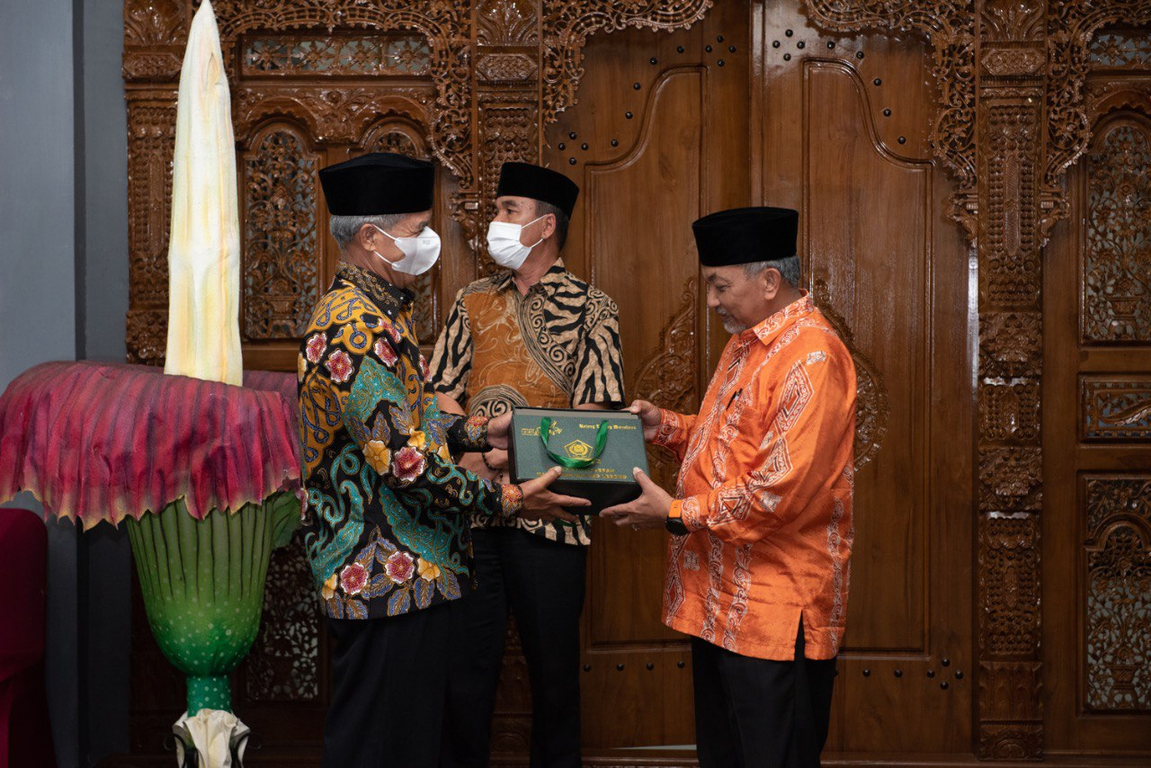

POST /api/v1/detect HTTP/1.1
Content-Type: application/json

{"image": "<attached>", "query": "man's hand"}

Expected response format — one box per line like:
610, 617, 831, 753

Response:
487, 411, 512, 450
600, 468, 673, 530
624, 400, 662, 442
517, 466, 587, 524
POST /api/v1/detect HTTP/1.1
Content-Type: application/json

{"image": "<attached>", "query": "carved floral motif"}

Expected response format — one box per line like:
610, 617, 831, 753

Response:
1090, 30, 1151, 68
209, 1, 475, 184
1084, 476, 1151, 711
540, 0, 713, 121
1046, 1, 1151, 200
980, 0, 1044, 42
242, 128, 319, 340
632, 278, 698, 490
124, 0, 186, 46
979, 312, 1041, 378
978, 514, 1040, 656
242, 34, 431, 76
243, 537, 321, 701
478, 0, 539, 46
812, 282, 890, 471
1082, 122, 1151, 343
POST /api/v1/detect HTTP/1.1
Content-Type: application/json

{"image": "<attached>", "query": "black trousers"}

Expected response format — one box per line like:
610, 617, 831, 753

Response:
441, 527, 588, 768
322, 601, 460, 768
692, 620, 837, 768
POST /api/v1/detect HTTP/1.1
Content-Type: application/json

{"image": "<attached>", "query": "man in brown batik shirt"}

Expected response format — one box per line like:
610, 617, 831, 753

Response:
431, 162, 625, 768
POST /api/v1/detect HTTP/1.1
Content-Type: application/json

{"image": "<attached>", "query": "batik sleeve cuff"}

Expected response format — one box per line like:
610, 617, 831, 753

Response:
652, 408, 688, 449
500, 482, 524, 519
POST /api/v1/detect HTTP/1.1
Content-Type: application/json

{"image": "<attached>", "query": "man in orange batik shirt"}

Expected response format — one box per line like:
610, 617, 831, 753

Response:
602, 207, 856, 768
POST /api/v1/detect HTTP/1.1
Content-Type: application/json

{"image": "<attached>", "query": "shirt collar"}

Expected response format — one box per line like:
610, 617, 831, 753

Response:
496, 258, 569, 295
745, 291, 816, 346
335, 262, 414, 317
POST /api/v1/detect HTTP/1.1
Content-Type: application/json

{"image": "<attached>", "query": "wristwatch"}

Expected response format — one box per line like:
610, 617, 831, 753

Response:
665, 504, 688, 536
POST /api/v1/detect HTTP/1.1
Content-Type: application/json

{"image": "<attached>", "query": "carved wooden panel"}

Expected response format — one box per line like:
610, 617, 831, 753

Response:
1083, 476, 1151, 712
240, 534, 322, 702
1091, 29, 1151, 69
1082, 120, 1151, 344
1041, 8, 1151, 760
241, 126, 320, 340
1080, 376, 1151, 441
241, 33, 432, 77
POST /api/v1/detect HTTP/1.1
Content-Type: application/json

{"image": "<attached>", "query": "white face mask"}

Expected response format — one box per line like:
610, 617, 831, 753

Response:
370, 224, 441, 275
486, 215, 546, 270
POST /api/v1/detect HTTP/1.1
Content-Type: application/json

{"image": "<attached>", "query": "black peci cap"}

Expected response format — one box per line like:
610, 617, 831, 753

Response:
319, 152, 434, 216
692, 206, 799, 266
495, 162, 580, 218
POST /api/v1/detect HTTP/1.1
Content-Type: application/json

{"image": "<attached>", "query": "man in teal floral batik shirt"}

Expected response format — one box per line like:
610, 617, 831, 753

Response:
298, 152, 585, 768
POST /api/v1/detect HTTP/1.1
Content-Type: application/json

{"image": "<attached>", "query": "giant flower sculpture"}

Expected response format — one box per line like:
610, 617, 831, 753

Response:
0, 3, 299, 766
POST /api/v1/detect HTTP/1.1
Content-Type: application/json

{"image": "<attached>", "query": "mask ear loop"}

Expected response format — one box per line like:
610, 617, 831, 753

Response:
521, 214, 548, 251
368, 223, 405, 266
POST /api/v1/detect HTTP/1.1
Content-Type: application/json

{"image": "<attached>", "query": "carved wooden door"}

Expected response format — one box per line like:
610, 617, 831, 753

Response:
541, 0, 751, 749
542, 0, 975, 754
1044, 30, 1151, 753
752, 0, 974, 754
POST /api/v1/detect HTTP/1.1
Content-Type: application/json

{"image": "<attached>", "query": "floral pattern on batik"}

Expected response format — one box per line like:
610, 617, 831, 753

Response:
299, 263, 513, 620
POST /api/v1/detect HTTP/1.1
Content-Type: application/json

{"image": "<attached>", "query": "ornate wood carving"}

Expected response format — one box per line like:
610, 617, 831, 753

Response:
802, 1, 1151, 758
1084, 476, 1151, 712
1046, 2, 1151, 229
803, 0, 978, 233
633, 277, 699, 490
241, 533, 321, 702
478, 0, 539, 45
974, 4, 1046, 755
241, 126, 320, 340
124, 0, 710, 362
241, 33, 432, 77
1090, 29, 1151, 68
1080, 377, 1151, 441
813, 281, 890, 471
1081, 120, 1151, 344
540, 0, 713, 121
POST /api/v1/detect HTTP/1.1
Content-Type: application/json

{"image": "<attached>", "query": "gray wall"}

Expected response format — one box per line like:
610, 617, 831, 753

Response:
0, 1, 131, 766
0, 2, 77, 388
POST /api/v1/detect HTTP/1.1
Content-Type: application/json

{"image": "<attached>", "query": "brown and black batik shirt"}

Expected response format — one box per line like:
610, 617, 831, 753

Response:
429, 260, 626, 545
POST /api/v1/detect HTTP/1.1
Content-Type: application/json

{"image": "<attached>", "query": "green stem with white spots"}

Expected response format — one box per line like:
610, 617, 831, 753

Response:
125, 494, 298, 715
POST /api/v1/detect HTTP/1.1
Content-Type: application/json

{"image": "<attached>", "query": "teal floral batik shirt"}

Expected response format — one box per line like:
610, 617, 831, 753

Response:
298, 263, 523, 620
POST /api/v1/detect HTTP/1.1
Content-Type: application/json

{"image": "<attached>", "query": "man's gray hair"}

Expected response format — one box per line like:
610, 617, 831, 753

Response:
329, 213, 407, 250
743, 255, 801, 288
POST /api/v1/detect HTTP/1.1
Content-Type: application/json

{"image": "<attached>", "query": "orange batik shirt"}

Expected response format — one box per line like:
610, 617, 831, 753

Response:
654, 293, 856, 661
